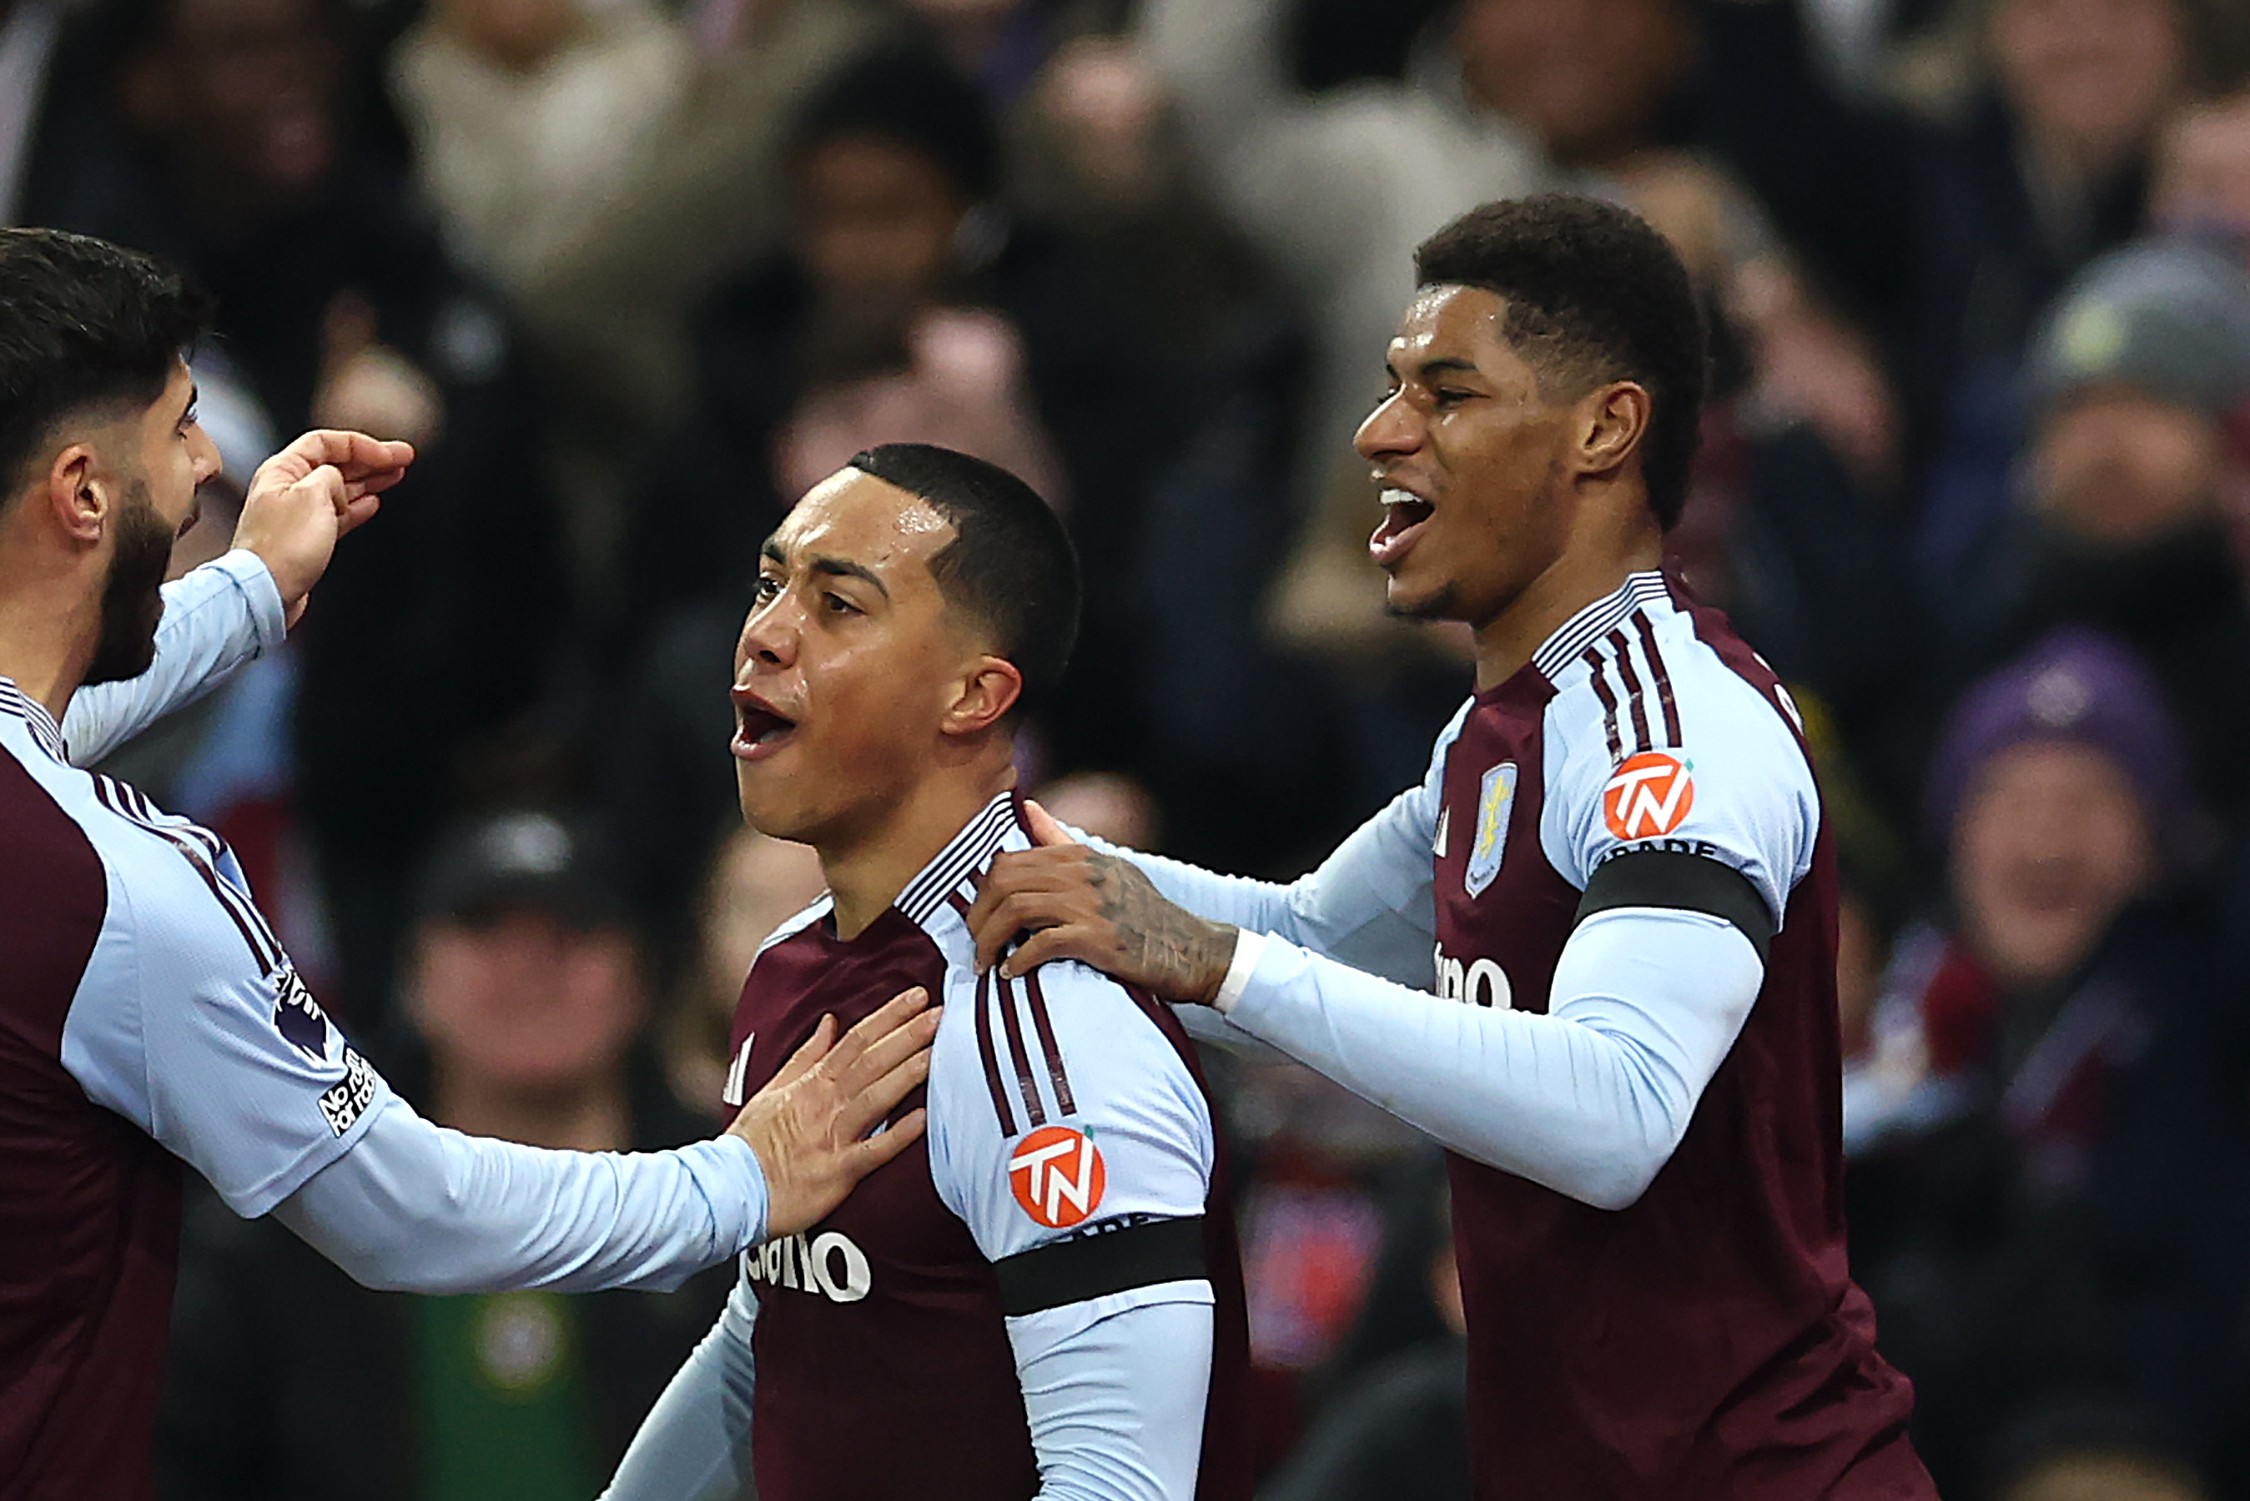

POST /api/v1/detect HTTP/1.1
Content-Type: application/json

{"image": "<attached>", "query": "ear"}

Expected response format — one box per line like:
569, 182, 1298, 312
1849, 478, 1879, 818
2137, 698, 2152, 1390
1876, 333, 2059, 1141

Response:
42, 443, 112, 546
1572, 381, 1653, 487
942, 656, 1024, 738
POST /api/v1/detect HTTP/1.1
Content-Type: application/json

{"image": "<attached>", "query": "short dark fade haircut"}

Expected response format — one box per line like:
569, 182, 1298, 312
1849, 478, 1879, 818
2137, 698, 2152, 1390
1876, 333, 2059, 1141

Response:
0, 228, 212, 498
848, 443, 1079, 715
1413, 194, 1707, 531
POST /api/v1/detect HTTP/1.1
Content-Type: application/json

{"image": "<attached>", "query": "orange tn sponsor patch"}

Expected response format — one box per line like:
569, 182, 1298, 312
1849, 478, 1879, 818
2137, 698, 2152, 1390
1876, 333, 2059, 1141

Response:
1602, 751, 1696, 841
1007, 1125, 1107, 1230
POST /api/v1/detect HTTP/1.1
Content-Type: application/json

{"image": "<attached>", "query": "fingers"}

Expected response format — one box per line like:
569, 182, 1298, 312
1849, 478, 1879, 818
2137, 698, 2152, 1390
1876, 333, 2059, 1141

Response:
816, 985, 931, 1084
999, 928, 1084, 979
271, 429, 417, 485
833, 1046, 934, 1141
851, 1108, 927, 1175
836, 996, 940, 1090
1021, 799, 1078, 848
337, 494, 382, 536
769, 1014, 837, 1092
969, 885, 1082, 973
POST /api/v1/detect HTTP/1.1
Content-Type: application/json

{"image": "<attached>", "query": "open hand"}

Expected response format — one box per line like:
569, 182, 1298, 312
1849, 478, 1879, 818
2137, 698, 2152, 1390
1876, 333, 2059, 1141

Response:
966, 801, 1237, 1005
232, 429, 414, 626
728, 985, 939, 1239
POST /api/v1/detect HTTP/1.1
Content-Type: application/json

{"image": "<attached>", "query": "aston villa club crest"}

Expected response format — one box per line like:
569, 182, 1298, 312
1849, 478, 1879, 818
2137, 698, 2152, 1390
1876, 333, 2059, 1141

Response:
1464, 762, 1517, 898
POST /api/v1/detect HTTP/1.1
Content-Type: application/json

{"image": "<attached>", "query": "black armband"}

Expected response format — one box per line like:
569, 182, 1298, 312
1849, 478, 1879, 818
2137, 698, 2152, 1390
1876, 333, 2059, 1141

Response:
992, 1215, 1207, 1318
1575, 850, 1775, 962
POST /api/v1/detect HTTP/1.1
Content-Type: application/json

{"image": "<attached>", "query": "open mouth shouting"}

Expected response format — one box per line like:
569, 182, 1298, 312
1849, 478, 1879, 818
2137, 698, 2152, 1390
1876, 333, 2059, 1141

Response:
1369, 484, 1435, 570
732, 688, 801, 761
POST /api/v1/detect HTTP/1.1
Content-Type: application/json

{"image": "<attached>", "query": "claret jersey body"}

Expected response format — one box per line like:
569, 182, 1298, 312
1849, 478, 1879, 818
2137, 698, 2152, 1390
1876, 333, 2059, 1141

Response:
723, 793, 1254, 1501
1428, 572, 1921, 1496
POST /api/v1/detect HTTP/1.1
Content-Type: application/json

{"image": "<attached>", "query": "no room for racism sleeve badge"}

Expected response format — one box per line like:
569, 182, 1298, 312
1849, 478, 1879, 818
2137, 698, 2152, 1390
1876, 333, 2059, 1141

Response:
1465, 762, 1518, 898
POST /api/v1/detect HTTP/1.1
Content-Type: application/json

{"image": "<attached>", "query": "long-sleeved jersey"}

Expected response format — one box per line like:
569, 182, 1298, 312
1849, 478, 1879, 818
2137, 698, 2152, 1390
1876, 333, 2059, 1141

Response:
0, 553, 766, 1501
1113, 571, 1932, 1499
605, 792, 1253, 1501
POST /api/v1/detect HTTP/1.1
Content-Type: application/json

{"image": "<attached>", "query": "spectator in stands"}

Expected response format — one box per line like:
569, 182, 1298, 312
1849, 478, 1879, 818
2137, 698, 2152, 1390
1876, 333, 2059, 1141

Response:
157, 810, 730, 1500
1846, 629, 2249, 1493
2151, 86, 2250, 260
1260, 1169, 1468, 1501
31, 0, 576, 1024
387, 0, 691, 295
660, 825, 826, 1116
630, 40, 1161, 755
1946, 237, 2250, 829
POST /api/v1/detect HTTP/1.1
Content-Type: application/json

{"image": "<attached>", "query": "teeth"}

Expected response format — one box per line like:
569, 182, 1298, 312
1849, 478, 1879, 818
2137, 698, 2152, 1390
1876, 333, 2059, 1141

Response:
1380, 487, 1420, 507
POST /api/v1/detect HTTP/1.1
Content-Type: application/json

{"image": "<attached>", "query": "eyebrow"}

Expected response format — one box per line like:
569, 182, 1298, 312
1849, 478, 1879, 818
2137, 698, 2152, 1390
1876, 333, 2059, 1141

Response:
1386, 356, 1481, 382
758, 538, 891, 601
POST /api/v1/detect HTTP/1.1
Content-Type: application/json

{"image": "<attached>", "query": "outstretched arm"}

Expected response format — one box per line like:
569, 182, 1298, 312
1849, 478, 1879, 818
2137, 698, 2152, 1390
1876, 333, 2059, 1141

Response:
981, 702, 1463, 988
600, 1271, 761, 1501
1202, 907, 1764, 1209
273, 1101, 767, 1294
274, 993, 936, 1293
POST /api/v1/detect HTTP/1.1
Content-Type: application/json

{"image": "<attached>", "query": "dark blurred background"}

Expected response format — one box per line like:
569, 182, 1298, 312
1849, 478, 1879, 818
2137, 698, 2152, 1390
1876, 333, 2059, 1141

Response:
11, 0, 2250, 1494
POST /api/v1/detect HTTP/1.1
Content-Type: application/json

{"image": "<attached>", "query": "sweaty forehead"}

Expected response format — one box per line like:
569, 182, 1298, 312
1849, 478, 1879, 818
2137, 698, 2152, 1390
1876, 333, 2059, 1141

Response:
1391, 285, 1514, 364
773, 469, 957, 579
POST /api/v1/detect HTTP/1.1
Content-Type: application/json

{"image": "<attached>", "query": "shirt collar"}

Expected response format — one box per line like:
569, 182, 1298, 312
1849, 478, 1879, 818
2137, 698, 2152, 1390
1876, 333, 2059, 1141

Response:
1530, 571, 1670, 683
895, 791, 1019, 929
0, 676, 67, 763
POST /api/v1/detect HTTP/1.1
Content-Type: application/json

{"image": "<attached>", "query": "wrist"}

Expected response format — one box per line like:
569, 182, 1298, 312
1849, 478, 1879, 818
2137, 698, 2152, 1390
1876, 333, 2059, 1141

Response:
1210, 930, 1266, 1015
1189, 922, 1244, 1008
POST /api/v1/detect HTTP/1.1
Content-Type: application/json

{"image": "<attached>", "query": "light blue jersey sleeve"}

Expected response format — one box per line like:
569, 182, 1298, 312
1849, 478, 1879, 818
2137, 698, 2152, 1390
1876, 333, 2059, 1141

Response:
58, 811, 390, 1217
1089, 700, 1469, 990
1206, 630, 1819, 1210
927, 943, 1219, 1501
62, 550, 285, 767
56, 786, 766, 1288
600, 1272, 762, 1501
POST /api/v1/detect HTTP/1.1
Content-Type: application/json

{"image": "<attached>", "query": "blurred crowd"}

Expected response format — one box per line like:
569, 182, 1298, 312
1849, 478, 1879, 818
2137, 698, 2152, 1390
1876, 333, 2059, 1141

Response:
9, 0, 2250, 1494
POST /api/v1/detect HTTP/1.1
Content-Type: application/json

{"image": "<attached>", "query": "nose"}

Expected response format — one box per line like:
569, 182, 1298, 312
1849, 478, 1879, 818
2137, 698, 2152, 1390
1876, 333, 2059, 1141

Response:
186, 422, 223, 489
733, 594, 799, 681
1354, 387, 1420, 465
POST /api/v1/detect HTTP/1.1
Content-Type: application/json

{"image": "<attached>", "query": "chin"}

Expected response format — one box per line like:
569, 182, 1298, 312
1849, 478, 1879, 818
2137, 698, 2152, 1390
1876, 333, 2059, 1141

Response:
1383, 577, 1458, 623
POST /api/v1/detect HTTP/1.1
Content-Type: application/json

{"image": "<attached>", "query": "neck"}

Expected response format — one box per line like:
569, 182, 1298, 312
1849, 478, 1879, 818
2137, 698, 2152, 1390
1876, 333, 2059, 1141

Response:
430, 1064, 632, 1152
822, 754, 1017, 940
0, 539, 101, 721
1470, 523, 1663, 693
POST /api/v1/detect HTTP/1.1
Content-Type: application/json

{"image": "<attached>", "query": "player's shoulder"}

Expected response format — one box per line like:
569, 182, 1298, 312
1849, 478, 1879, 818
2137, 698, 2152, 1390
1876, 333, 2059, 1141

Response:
928, 956, 1203, 1143
1541, 587, 1811, 796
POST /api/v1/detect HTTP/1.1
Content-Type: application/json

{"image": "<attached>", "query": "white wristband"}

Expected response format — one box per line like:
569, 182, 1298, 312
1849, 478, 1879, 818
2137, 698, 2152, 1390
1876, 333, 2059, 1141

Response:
1212, 930, 1268, 1015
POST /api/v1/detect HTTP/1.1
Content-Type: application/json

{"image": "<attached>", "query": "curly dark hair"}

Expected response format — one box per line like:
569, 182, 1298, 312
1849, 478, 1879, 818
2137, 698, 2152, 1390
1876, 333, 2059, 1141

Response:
1413, 194, 1707, 530
0, 229, 212, 499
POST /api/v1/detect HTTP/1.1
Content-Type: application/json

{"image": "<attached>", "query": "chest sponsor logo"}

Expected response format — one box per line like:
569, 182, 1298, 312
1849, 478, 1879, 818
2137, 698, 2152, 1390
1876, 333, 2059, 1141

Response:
1434, 946, 1514, 1010
1008, 1125, 1107, 1230
1464, 762, 1517, 898
1602, 751, 1696, 841
319, 1046, 379, 1136
745, 1229, 873, 1303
